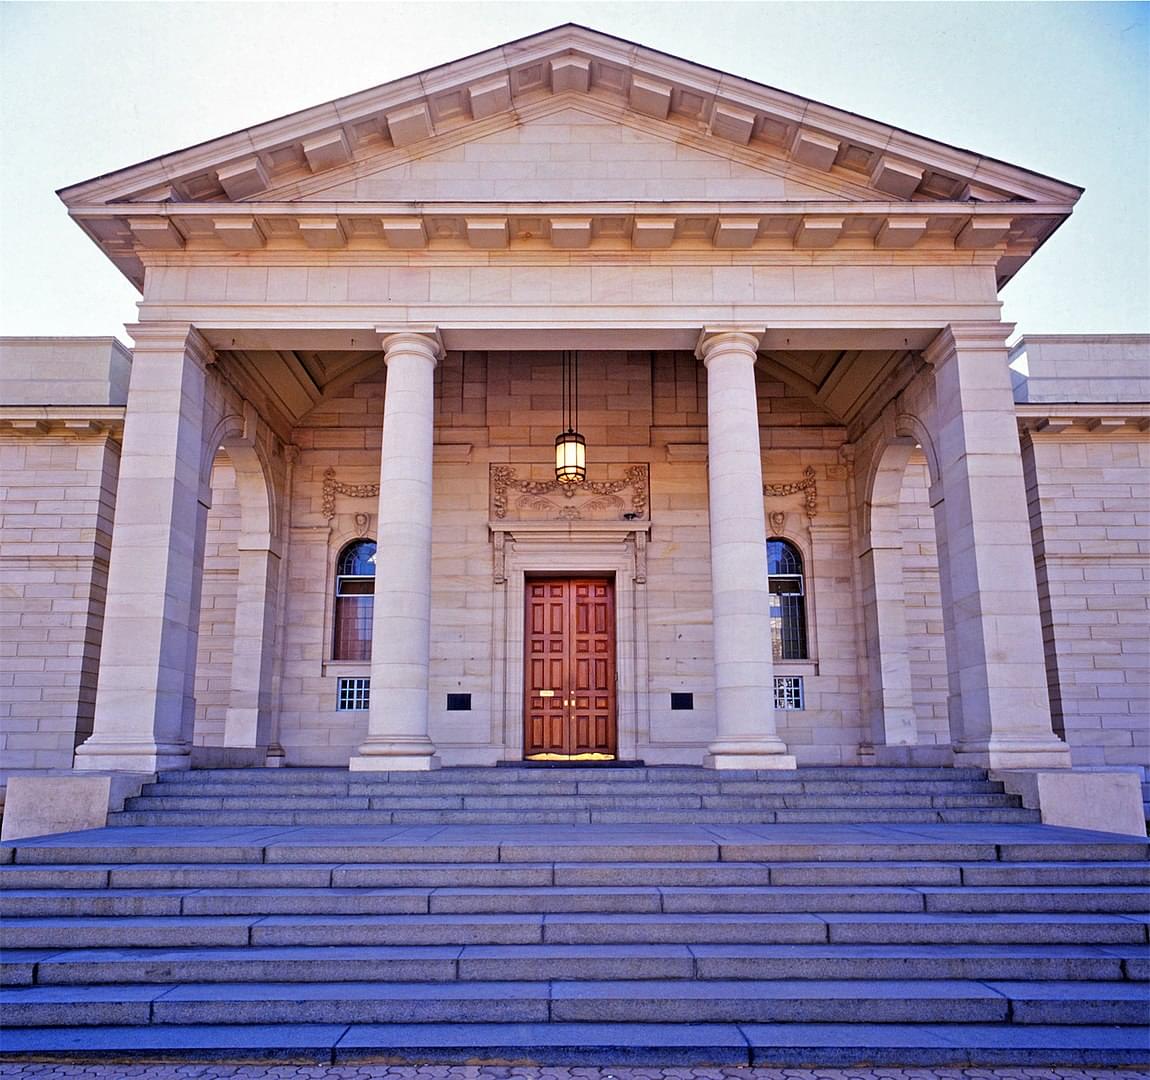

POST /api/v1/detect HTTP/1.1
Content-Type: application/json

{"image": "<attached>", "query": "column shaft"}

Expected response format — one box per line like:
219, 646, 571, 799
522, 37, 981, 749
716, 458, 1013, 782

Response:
350, 330, 441, 770
75, 324, 212, 772
700, 330, 796, 769
925, 323, 1070, 768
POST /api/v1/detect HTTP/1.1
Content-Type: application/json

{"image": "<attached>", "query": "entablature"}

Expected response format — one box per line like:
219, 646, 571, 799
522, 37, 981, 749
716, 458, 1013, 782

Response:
0, 406, 126, 438
73, 200, 1060, 289
1016, 403, 1150, 436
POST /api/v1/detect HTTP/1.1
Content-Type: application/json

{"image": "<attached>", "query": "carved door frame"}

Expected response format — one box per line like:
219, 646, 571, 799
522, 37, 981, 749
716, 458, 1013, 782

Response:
490, 523, 650, 763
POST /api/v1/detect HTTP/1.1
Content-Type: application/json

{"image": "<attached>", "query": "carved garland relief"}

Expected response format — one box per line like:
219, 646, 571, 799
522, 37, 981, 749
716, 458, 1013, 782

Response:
322, 468, 379, 521
490, 465, 649, 522
764, 465, 818, 520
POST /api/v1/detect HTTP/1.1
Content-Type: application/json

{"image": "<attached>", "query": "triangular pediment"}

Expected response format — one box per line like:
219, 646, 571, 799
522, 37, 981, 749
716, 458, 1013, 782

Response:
280, 101, 861, 204
58, 23, 1081, 288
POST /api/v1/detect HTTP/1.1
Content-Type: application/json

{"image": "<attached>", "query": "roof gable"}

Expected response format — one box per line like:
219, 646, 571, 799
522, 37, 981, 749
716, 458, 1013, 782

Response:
58, 23, 1082, 290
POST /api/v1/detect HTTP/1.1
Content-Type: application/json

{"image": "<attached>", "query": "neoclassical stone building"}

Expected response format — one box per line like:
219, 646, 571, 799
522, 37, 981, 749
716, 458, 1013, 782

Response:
2, 26, 1147, 783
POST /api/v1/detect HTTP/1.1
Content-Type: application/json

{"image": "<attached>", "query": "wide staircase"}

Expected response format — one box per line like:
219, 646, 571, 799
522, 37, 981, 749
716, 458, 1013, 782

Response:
2, 765, 1148, 1067
113, 764, 1042, 826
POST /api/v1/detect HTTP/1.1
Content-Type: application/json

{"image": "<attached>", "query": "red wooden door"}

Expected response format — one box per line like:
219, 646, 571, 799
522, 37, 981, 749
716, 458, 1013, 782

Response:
524, 577, 616, 759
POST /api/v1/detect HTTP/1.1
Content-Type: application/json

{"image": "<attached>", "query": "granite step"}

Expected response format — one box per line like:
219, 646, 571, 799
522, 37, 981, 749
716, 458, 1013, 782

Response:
4, 942, 1144, 988
2, 883, 1144, 919
137, 779, 1013, 797
155, 766, 997, 782
4, 909, 1145, 951
9, 836, 1147, 866
122, 792, 1026, 810
108, 808, 1044, 827
6, 858, 1147, 890
3, 1020, 1147, 1067
3, 977, 1146, 1028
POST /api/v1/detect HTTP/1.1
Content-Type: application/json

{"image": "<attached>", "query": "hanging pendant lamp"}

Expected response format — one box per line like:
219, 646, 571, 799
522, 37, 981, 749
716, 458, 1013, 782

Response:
555, 349, 586, 485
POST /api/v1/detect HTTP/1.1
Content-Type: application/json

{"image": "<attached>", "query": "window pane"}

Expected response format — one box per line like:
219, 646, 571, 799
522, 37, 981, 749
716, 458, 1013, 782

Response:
338, 541, 377, 577
334, 539, 377, 660
767, 539, 802, 576
333, 596, 373, 661
767, 539, 808, 660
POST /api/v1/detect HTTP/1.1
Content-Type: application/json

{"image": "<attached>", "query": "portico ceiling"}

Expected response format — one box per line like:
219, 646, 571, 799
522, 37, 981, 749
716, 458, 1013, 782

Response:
219, 345, 906, 431
59, 25, 1082, 291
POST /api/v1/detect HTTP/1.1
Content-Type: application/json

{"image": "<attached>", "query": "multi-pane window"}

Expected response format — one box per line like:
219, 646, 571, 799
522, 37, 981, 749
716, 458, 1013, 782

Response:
333, 539, 376, 661
767, 538, 808, 661
337, 677, 371, 711
774, 675, 804, 711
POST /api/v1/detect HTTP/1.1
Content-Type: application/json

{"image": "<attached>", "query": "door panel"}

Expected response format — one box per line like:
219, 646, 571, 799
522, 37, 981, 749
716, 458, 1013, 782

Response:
524, 577, 616, 759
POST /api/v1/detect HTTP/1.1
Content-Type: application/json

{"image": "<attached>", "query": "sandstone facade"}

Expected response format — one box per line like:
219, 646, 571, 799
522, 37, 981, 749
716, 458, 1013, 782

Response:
1, 26, 1146, 781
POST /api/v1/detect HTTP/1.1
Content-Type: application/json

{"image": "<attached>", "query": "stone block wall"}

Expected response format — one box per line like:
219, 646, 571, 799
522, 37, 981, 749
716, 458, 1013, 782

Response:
899, 456, 949, 745
192, 456, 241, 746
0, 431, 120, 772
1023, 430, 1150, 766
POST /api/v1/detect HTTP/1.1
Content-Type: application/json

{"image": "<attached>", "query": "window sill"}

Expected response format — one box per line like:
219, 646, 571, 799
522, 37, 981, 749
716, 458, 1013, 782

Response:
774, 660, 818, 675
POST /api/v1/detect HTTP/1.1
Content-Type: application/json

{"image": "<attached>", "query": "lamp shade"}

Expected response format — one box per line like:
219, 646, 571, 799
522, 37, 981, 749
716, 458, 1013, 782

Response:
555, 429, 586, 484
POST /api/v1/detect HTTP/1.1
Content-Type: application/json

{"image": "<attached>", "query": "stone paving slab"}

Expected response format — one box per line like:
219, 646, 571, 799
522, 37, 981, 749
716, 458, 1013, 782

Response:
0, 1065, 1148, 1079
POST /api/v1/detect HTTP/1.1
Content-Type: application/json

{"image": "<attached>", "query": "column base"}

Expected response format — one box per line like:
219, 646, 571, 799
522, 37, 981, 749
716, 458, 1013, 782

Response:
349, 736, 440, 772
73, 739, 190, 773
705, 740, 796, 770
952, 738, 1072, 771
706, 752, 798, 770
349, 753, 440, 772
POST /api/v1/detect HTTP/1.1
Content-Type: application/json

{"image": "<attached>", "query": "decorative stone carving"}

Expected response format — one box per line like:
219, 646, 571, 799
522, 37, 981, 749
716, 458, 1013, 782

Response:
490, 464, 649, 522
492, 531, 507, 585
633, 531, 648, 585
322, 467, 379, 521
768, 511, 786, 534
764, 465, 818, 519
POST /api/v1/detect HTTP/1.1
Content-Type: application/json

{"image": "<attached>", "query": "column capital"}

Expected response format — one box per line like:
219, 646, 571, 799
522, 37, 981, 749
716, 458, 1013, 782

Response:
125, 322, 215, 368
695, 325, 766, 362
922, 321, 1016, 366
374, 325, 444, 363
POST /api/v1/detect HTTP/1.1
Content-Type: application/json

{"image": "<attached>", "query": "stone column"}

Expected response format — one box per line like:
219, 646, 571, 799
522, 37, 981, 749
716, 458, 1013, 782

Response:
349, 328, 442, 771
75, 324, 213, 772
699, 329, 796, 769
923, 322, 1070, 769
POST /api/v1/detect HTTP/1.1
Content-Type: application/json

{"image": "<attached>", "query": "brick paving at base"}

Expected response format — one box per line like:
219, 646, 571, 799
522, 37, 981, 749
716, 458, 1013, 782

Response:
0, 1066, 1147, 1079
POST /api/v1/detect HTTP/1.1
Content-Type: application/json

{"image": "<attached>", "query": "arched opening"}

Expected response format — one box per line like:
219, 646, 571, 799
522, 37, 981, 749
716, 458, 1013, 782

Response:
861, 432, 951, 765
191, 429, 281, 764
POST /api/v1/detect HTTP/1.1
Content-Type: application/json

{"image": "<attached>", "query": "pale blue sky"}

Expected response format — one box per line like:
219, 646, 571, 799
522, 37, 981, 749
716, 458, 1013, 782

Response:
1, 1, 1147, 342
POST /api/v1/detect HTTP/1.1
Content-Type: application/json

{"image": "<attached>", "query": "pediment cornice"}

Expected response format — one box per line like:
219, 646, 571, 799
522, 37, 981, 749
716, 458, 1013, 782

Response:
58, 23, 1082, 291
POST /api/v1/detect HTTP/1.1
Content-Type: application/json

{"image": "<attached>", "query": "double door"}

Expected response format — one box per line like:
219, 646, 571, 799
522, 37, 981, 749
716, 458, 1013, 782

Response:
524, 577, 617, 760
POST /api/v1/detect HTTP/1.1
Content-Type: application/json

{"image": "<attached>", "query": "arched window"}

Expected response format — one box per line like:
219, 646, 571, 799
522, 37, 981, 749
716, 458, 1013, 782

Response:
767, 538, 808, 660
333, 539, 376, 661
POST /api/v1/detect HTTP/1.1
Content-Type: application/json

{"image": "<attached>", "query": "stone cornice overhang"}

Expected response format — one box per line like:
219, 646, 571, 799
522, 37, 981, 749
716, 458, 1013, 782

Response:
68, 199, 1075, 291
57, 24, 1082, 294
1016, 402, 1150, 435
0, 406, 126, 438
